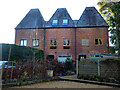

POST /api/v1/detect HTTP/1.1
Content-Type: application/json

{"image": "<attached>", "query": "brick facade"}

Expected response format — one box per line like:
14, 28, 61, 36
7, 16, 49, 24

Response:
15, 27, 109, 60
15, 7, 109, 61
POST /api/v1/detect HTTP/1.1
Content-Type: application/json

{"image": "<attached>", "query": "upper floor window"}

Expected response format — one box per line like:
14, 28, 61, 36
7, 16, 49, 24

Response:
20, 39, 27, 46
82, 39, 89, 46
95, 38, 102, 45
52, 20, 58, 25
50, 39, 57, 46
63, 39, 70, 46
63, 39, 70, 49
63, 19, 68, 25
32, 39, 39, 47
50, 39, 57, 49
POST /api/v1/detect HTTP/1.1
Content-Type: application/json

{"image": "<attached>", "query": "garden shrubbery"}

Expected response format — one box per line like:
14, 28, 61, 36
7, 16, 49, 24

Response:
1, 44, 44, 62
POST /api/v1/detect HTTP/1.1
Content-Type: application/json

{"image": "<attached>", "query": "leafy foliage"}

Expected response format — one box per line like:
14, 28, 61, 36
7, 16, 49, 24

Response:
97, 2, 120, 54
1, 44, 44, 62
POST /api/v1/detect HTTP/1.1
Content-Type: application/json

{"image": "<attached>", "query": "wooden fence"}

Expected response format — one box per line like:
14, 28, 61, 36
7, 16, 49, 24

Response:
78, 59, 120, 79
78, 59, 99, 75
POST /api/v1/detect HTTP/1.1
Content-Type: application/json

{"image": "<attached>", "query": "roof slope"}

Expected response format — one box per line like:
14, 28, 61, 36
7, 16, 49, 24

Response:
77, 7, 109, 27
46, 8, 74, 28
15, 9, 45, 29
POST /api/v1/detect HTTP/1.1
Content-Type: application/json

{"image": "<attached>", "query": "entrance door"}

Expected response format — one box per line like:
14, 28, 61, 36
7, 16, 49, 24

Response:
46, 55, 54, 61
58, 54, 72, 63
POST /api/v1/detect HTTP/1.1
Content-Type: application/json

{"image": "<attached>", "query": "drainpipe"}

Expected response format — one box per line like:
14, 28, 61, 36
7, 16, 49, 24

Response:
75, 27, 78, 76
75, 27, 77, 61
43, 27, 46, 62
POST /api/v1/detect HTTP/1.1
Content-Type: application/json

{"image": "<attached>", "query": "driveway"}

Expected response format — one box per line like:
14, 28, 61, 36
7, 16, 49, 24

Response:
12, 80, 114, 88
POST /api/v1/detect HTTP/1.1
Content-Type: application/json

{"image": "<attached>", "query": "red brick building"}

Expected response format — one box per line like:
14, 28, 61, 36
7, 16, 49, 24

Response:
15, 7, 109, 62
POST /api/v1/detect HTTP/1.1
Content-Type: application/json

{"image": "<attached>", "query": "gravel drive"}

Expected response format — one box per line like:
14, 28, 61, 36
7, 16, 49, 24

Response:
12, 81, 115, 88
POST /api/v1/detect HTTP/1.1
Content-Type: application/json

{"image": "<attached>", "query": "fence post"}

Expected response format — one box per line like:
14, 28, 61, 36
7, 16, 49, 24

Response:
76, 60, 78, 76
98, 59, 100, 76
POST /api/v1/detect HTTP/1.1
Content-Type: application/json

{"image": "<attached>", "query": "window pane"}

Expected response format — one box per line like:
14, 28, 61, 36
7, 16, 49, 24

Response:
50, 40, 53, 45
52, 20, 58, 25
64, 40, 66, 45
82, 39, 85, 45
63, 19, 68, 25
95, 39, 98, 45
36, 40, 39, 46
67, 40, 69, 45
54, 40, 56, 45
99, 39, 102, 45
20, 40, 23, 46
86, 39, 89, 45
33, 40, 36, 46
24, 40, 27, 46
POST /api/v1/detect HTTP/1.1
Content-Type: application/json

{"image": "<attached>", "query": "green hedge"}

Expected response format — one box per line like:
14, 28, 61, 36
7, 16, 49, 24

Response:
1, 44, 44, 62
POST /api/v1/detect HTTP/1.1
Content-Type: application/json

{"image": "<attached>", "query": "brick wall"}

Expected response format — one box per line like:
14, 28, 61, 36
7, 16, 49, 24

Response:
76, 27, 109, 59
45, 28, 75, 60
15, 29, 44, 50
15, 27, 109, 60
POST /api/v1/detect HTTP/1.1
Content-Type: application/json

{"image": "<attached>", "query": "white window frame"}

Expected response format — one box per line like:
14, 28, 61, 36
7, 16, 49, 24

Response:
20, 39, 27, 46
52, 20, 58, 25
63, 19, 68, 25
63, 39, 70, 46
32, 39, 39, 47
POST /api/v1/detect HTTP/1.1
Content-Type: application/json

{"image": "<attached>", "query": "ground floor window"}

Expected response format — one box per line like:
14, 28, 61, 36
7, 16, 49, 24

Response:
20, 39, 27, 46
58, 54, 72, 63
32, 39, 39, 47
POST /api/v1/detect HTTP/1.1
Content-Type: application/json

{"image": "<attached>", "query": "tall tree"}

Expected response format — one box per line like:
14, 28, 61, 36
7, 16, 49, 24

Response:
97, 1, 120, 55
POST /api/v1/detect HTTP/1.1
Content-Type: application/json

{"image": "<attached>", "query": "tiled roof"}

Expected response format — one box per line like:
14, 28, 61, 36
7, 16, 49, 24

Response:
15, 7, 109, 29
15, 9, 45, 29
46, 8, 74, 28
77, 7, 109, 27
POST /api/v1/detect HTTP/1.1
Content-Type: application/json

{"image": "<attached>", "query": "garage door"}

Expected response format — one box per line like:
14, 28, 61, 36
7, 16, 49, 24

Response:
58, 54, 72, 63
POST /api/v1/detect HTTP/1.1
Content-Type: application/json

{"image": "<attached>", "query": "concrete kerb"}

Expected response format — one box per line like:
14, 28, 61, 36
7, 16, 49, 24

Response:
59, 76, 120, 88
2, 76, 59, 88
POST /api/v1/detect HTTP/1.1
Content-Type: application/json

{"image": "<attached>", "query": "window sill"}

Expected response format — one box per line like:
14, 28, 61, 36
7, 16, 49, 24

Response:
82, 45, 89, 47
33, 45, 39, 47
95, 45, 102, 46
63, 46, 70, 49
50, 46, 57, 49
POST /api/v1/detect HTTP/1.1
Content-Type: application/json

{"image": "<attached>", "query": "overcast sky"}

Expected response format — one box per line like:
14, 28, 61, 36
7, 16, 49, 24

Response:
0, 0, 101, 44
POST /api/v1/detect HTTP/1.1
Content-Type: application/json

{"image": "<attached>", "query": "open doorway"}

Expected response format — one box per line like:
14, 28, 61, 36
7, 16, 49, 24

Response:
46, 55, 54, 61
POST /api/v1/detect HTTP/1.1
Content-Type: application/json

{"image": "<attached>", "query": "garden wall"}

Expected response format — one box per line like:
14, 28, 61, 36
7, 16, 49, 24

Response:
100, 59, 120, 79
78, 59, 98, 75
78, 59, 120, 79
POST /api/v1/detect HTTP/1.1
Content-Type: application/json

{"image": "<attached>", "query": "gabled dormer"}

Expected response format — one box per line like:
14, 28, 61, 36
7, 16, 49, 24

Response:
77, 7, 109, 27
15, 9, 45, 29
46, 8, 74, 28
